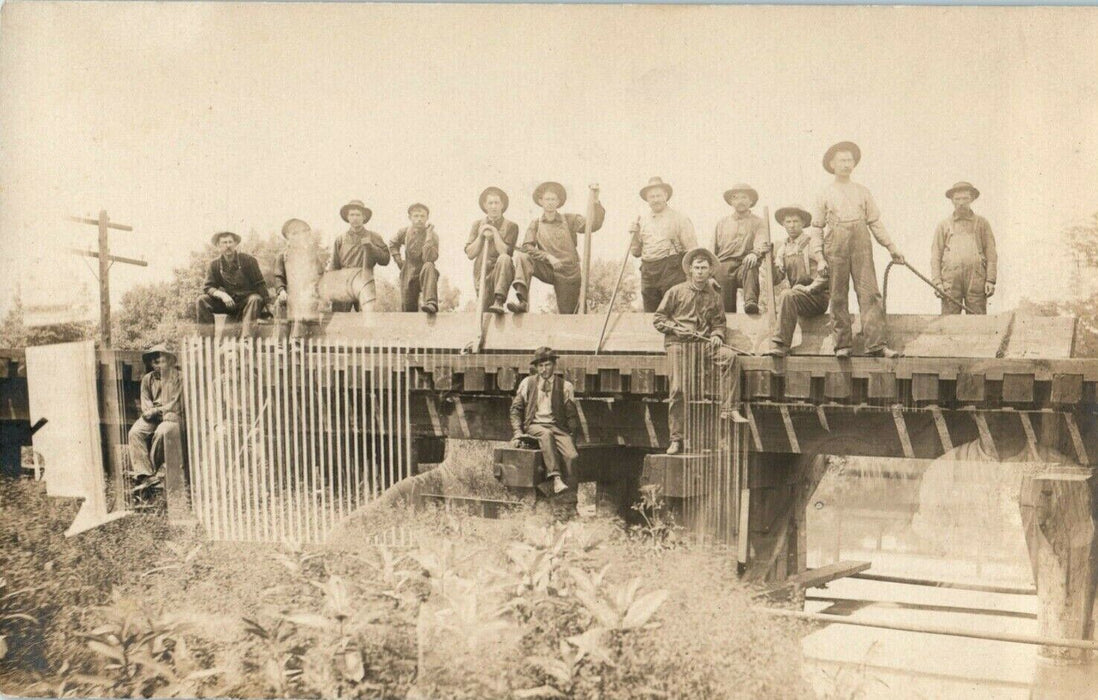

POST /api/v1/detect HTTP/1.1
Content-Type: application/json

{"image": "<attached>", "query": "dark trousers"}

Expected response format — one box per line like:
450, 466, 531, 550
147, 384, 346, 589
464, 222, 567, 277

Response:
512, 251, 581, 314
772, 288, 829, 348
399, 261, 439, 311
640, 254, 686, 312
667, 342, 739, 442
825, 222, 887, 352
196, 293, 264, 336
526, 423, 578, 481
716, 260, 759, 312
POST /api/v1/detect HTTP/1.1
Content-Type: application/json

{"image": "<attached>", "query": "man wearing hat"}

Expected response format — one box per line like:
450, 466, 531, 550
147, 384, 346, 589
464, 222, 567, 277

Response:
931, 181, 997, 315
630, 177, 698, 312
509, 346, 581, 495
389, 203, 440, 314
764, 207, 830, 357
509, 181, 605, 314
812, 142, 904, 358
196, 231, 269, 336
713, 183, 767, 314
325, 199, 390, 312
465, 186, 520, 314
127, 344, 183, 480
654, 247, 745, 456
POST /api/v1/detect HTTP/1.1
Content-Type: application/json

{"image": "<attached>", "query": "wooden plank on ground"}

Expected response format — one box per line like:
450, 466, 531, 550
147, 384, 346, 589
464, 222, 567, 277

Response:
761, 560, 872, 597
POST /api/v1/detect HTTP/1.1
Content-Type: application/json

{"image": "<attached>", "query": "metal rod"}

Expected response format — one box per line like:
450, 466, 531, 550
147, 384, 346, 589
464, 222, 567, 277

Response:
596, 219, 639, 355
849, 572, 1036, 596
471, 239, 490, 353
758, 607, 1098, 651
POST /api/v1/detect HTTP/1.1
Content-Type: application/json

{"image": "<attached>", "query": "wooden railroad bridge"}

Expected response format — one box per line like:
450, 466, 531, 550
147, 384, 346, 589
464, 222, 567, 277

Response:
2, 309, 1097, 659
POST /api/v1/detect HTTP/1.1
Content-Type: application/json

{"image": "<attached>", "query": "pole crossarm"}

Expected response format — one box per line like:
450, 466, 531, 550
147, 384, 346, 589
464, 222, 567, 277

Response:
68, 215, 133, 231
68, 248, 148, 267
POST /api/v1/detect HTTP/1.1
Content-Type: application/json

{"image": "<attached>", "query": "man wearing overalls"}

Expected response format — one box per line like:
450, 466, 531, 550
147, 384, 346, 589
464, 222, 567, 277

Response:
389, 203, 441, 314
764, 206, 830, 357
812, 142, 905, 358
323, 199, 390, 313
930, 181, 997, 315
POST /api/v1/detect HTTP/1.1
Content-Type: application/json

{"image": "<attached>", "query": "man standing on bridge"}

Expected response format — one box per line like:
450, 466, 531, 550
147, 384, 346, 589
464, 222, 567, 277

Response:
389, 203, 440, 314
930, 181, 997, 315
713, 183, 767, 314
813, 141, 904, 358
655, 248, 745, 456
510, 347, 581, 495
322, 199, 390, 313
764, 206, 830, 357
630, 177, 697, 312
196, 231, 269, 336
509, 181, 605, 314
465, 186, 520, 314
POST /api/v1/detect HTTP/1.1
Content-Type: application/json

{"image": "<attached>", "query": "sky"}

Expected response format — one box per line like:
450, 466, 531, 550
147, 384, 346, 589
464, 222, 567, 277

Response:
1, 3, 1096, 320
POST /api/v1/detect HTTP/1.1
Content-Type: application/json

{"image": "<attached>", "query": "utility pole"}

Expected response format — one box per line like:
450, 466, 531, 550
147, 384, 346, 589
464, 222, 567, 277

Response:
68, 210, 145, 347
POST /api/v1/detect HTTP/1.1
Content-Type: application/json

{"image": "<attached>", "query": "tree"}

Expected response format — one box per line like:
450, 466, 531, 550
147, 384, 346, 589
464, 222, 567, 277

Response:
540, 259, 640, 314
0, 294, 96, 349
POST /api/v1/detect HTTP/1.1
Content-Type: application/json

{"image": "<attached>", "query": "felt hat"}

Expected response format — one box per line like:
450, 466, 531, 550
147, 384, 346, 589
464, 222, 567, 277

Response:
823, 141, 861, 174
340, 199, 373, 224
479, 186, 509, 213
210, 231, 241, 246
142, 343, 177, 367
682, 247, 720, 275
530, 346, 560, 366
639, 176, 673, 201
774, 206, 812, 228
407, 202, 430, 217
945, 181, 980, 200
281, 218, 311, 239
723, 183, 759, 207
533, 181, 567, 207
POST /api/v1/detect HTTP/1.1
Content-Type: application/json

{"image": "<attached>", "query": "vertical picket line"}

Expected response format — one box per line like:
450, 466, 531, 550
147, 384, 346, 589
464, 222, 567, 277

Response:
368, 341, 379, 501
201, 337, 218, 539
290, 337, 304, 543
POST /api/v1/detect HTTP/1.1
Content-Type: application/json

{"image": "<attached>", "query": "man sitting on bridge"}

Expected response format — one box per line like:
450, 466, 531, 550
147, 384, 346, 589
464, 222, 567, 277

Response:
508, 181, 605, 314
466, 186, 520, 314
510, 346, 581, 495
196, 231, 269, 336
655, 248, 745, 456
389, 203, 441, 314
763, 206, 830, 357
127, 344, 183, 485
322, 199, 390, 313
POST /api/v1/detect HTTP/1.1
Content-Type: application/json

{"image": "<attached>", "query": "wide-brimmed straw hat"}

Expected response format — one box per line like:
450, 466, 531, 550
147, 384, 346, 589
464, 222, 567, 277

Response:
945, 181, 980, 200
823, 141, 861, 173
533, 181, 567, 207
723, 183, 759, 207
340, 199, 373, 223
639, 176, 673, 201
281, 218, 311, 239
774, 206, 812, 228
142, 343, 177, 367
682, 247, 720, 274
210, 231, 241, 246
530, 346, 560, 366
479, 186, 509, 213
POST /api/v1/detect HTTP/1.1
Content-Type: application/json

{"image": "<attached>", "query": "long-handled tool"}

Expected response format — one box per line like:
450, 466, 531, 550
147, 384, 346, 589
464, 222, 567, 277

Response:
467, 226, 493, 354
595, 216, 641, 354
883, 260, 976, 314
577, 184, 600, 314
662, 321, 755, 356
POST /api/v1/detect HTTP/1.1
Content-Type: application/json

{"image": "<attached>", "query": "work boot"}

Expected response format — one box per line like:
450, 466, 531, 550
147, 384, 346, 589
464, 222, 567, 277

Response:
420, 301, 438, 314
720, 407, 749, 423
666, 440, 683, 455
507, 299, 528, 313
744, 302, 760, 315
835, 347, 852, 359
866, 347, 902, 358
552, 475, 569, 494
487, 296, 506, 315
763, 344, 788, 358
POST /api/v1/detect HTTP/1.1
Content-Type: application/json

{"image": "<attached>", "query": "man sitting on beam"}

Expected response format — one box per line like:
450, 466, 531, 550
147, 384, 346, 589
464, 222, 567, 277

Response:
127, 344, 183, 488
510, 346, 581, 495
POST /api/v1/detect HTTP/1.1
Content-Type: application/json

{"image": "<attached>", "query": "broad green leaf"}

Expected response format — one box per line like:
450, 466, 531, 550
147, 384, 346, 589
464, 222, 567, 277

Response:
573, 589, 620, 629
566, 627, 614, 666
621, 589, 669, 629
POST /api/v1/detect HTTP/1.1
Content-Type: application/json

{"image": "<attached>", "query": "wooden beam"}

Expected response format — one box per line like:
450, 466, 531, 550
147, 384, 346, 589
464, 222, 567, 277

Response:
68, 248, 148, 267
69, 215, 133, 231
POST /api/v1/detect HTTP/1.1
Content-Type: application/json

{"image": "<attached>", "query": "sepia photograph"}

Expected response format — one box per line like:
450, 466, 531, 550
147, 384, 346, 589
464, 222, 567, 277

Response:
1, 2, 1097, 697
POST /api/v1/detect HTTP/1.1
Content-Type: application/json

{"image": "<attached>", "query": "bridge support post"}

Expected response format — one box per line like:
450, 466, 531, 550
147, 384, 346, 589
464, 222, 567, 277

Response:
742, 454, 830, 587
1019, 467, 1098, 662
